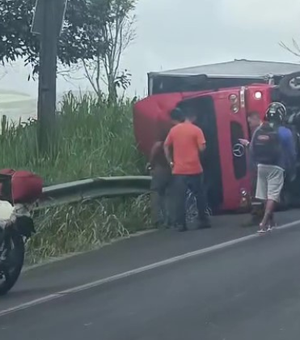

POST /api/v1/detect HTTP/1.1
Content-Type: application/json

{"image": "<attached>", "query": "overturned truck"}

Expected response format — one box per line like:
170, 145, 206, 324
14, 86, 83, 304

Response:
133, 60, 300, 212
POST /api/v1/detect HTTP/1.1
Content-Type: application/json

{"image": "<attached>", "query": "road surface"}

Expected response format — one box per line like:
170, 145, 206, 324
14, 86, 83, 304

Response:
1, 212, 300, 339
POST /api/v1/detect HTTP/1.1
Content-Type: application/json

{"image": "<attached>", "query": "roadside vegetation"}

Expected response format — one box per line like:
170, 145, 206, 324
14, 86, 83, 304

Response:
0, 0, 150, 263
0, 93, 151, 264
0, 93, 143, 183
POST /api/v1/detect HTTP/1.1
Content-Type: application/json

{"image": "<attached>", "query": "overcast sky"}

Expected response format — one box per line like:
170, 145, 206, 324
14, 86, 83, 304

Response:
1, 0, 300, 98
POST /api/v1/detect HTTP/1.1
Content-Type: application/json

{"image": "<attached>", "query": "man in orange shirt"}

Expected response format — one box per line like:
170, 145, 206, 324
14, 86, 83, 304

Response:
164, 108, 211, 231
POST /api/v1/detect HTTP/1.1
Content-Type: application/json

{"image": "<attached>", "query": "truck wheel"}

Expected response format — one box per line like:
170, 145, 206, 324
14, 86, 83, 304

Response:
279, 72, 300, 98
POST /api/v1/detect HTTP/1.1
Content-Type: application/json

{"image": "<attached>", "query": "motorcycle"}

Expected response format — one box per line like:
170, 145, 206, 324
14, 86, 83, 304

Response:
0, 174, 36, 295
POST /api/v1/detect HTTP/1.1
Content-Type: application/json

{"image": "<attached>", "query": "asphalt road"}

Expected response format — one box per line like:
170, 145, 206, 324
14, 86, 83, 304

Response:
1, 211, 300, 339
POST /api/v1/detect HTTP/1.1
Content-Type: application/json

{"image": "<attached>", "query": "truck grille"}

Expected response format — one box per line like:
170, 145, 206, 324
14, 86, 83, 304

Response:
230, 122, 247, 179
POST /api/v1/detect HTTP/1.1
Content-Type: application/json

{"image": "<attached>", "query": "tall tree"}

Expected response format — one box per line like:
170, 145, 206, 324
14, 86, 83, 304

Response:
81, 0, 136, 101
0, 0, 111, 72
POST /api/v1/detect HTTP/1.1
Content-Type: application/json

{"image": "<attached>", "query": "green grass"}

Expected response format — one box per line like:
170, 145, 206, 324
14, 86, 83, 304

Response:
0, 92, 145, 183
0, 93, 151, 264
27, 195, 151, 264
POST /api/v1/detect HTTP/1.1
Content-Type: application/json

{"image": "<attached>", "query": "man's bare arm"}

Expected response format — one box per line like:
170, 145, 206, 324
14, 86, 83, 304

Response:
196, 128, 206, 152
149, 141, 162, 166
199, 143, 206, 152
164, 144, 173, 165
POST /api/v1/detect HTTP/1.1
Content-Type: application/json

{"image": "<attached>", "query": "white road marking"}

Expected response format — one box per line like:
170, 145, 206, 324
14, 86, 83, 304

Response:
0, 218, 300, 317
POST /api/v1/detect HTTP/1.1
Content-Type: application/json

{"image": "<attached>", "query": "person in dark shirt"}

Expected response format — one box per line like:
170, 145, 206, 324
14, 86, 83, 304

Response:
250, 103, 296, 232
149, 130, 172, 228
148, 108, 184, 228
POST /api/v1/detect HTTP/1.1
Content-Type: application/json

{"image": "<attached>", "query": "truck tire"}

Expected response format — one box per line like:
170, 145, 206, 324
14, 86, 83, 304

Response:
279, 72, 300, 98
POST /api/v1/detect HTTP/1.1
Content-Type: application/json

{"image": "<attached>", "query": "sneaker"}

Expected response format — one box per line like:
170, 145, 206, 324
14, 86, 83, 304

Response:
267, 223, 277, 231
257, 228, 267, 234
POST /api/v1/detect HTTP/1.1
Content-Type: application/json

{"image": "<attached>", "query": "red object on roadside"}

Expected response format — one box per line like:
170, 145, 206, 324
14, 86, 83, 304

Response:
0, 169, 43, 203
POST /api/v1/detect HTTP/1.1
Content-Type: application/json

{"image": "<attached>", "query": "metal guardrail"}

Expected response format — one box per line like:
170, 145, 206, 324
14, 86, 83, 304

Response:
38, 176, 151, 209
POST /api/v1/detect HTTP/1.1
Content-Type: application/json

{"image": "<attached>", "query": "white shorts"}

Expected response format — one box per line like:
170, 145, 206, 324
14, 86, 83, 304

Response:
255, 165, 284, 202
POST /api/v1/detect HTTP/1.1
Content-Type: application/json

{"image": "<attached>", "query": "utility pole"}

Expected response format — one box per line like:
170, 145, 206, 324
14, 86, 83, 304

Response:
31, 0, 68, 154
37, 0, 57, 153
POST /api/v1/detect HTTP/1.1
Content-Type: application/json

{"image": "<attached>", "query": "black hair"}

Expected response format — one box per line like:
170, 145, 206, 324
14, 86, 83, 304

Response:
170, 107, 184, 122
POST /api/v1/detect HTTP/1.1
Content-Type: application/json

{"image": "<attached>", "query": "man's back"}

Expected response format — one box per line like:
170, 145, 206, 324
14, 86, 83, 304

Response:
165, 121, 205, 175
251, 124, 296, 170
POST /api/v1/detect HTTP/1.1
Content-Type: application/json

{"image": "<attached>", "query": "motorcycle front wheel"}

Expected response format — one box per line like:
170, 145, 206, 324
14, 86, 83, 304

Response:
0, 229, 25, 296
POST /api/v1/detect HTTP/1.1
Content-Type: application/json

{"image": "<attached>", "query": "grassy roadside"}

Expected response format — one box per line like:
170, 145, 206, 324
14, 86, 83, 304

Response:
28, 196, 151, 264
0, 93, 151, 264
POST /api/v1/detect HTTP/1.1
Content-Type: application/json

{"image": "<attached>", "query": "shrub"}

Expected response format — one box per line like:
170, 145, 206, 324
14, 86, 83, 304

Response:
0, 92, 150, 264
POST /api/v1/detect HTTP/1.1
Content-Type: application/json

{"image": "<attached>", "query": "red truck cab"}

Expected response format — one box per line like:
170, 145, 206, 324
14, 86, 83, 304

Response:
133, 70, 300, 212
